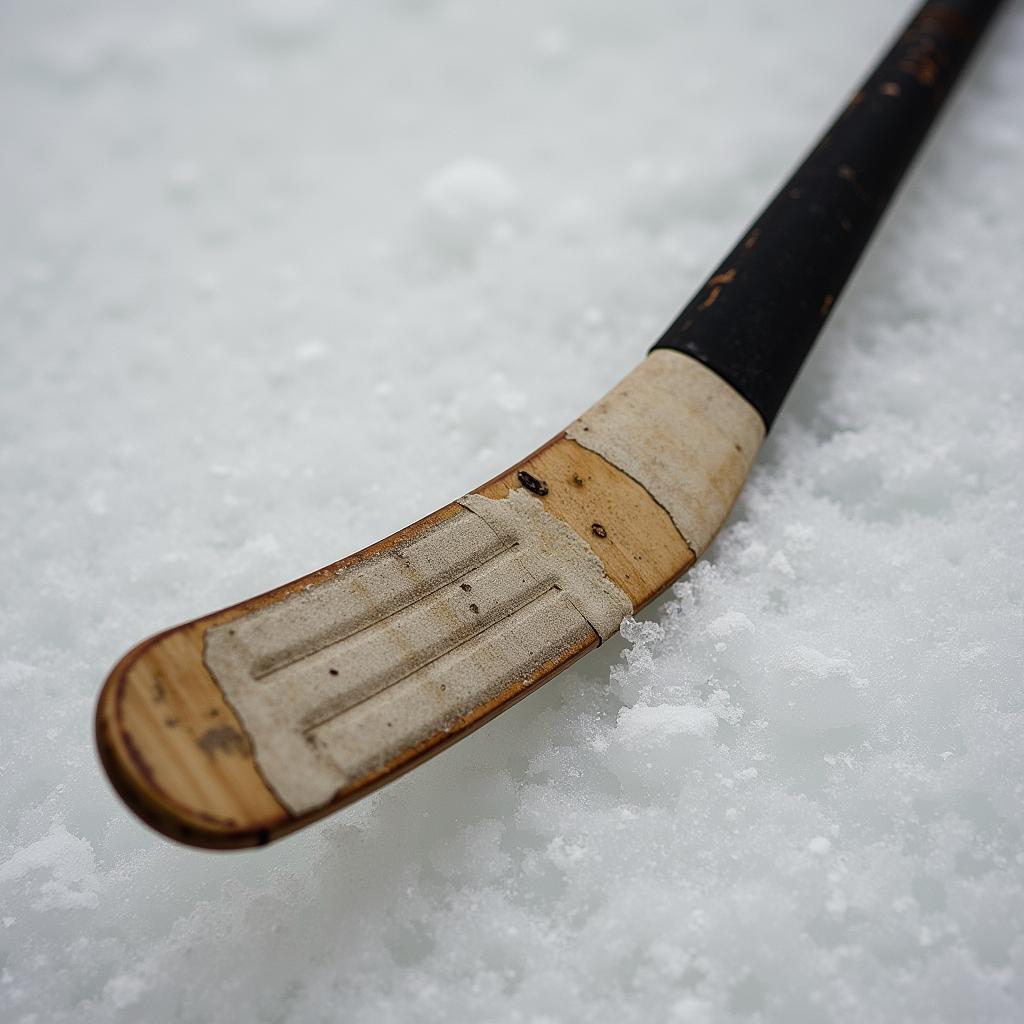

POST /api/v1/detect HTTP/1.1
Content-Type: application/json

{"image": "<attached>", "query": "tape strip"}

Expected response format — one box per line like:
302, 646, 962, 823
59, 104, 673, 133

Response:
566, 350, 765, 555
204, 492, 631, 814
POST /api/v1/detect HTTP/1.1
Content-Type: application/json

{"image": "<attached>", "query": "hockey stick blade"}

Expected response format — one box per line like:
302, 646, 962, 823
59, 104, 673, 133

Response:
97, 353, 761, 847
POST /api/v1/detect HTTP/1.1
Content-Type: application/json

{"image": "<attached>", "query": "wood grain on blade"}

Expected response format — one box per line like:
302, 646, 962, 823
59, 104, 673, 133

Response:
96, 434, 692, 847
96, 351, 761, 848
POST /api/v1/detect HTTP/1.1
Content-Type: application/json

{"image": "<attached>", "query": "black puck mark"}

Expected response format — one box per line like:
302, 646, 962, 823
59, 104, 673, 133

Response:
517, 470, 548, 496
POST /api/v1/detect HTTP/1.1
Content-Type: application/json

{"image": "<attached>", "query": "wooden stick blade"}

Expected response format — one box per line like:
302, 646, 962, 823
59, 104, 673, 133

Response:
96, 352, 761, 847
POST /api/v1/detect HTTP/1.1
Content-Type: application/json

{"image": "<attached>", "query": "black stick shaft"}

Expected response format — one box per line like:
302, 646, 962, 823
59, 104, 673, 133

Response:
652, 0, 1006, 428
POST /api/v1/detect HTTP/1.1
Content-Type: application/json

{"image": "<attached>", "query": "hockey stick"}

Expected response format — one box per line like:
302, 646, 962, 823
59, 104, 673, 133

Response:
96, 0, 1006, 848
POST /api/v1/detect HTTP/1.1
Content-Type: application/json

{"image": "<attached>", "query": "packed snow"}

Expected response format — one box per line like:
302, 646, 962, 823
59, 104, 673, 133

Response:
2, 0, 1022, 1020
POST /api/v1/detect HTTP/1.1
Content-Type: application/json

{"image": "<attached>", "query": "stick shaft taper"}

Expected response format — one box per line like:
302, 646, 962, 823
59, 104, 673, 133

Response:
653, 0, 1005, 427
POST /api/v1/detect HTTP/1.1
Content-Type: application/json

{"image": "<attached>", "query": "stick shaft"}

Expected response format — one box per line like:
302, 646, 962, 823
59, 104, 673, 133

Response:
652, 0, 1006, 427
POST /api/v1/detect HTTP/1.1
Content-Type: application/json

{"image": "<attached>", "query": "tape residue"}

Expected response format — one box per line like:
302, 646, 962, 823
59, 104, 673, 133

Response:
458, 489, 632, 641
204, 491, 631, 815
566, 350, 765, 555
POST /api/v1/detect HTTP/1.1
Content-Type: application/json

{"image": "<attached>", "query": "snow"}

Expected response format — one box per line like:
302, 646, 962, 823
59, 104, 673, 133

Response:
1, 0, 1022, 1020
418, 158, 522, 265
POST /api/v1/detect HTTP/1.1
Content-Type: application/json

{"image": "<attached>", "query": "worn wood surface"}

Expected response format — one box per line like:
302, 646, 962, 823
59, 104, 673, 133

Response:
96, 434, 693, 848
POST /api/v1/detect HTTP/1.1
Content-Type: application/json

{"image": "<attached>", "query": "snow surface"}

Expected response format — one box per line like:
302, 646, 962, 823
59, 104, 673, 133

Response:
2, 0, 1023, 1020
